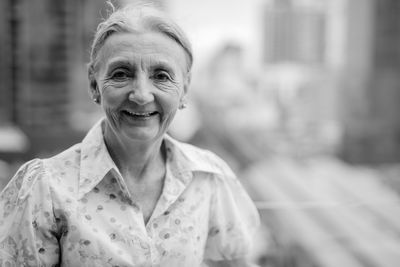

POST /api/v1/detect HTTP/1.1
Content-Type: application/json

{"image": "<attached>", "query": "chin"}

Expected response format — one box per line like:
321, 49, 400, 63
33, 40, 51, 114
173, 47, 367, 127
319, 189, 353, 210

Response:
121, 127, 161, 143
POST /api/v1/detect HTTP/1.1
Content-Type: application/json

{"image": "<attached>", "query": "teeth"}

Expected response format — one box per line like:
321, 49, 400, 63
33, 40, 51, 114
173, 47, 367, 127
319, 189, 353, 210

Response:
125, 111, 154, 117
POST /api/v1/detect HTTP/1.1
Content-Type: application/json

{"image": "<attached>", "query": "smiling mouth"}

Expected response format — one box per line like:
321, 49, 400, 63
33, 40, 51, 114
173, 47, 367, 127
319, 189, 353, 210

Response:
122, 110, 158, 118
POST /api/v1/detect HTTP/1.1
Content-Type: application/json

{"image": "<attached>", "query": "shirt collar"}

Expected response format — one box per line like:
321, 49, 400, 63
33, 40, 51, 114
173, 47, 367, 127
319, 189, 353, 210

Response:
78, 119, 122, 199
78, 118, 226, 199
163, 134, 226, 178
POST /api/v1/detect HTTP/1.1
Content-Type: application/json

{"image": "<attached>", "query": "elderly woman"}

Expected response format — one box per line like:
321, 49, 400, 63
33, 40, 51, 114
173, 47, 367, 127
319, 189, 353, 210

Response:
0, 4, 260, 267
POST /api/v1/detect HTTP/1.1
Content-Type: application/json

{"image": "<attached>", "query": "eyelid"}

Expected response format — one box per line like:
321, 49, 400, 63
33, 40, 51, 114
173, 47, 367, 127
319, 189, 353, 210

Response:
109, 68, 132, 79
110, 67, 130, 74
153, 69, 172, 79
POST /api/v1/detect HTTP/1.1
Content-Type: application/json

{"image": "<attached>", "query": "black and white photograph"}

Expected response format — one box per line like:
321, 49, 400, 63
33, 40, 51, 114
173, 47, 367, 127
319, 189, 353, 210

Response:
0, 0, 399, 266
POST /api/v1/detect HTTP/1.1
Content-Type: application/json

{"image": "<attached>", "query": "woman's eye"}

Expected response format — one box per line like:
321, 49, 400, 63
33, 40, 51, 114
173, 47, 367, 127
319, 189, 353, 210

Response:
153, 71, 171, 81
111, 71, 129, 80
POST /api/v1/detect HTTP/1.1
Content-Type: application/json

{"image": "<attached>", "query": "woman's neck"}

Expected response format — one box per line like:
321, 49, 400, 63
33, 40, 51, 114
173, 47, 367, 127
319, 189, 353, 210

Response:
103, 126, 166, 182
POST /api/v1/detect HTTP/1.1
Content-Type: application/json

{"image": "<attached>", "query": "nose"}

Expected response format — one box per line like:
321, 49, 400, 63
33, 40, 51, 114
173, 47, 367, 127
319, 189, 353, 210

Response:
128, 75, 154, 105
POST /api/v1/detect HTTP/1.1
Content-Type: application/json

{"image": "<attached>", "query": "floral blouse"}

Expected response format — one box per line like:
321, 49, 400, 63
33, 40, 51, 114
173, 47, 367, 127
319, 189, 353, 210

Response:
0, 119, 260, 267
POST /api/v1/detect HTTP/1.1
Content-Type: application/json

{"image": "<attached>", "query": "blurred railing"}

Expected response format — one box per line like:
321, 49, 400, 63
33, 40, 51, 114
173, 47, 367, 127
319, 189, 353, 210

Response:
243, 157, 400, 267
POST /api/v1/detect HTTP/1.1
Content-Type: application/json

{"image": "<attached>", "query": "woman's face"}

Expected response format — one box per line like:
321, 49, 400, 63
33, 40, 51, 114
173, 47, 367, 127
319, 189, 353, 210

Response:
92, 32, 189, 144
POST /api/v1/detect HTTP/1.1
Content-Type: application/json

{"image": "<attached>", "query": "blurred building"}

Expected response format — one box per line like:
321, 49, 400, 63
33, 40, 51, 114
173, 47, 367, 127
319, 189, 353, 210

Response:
261, 0, 342, 157
263, 0, 326, 65
333, 0, 400, 163
0, 0, 95, 160
261, 0, 400, 163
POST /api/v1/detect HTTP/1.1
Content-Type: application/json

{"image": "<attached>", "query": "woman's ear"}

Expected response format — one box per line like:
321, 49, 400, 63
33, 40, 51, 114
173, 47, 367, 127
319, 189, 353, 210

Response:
90, 79, 98, 95
88, 64, 100, 103
179, 73, 191, 109
183, 72, 191, 96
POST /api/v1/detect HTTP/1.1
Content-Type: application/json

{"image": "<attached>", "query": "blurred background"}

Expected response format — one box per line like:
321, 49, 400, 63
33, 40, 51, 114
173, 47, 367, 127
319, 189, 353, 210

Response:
1, 0, 400, 266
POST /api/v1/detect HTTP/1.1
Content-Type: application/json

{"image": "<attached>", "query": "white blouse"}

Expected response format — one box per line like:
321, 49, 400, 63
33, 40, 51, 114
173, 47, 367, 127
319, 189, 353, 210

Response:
0, 119, 260, 267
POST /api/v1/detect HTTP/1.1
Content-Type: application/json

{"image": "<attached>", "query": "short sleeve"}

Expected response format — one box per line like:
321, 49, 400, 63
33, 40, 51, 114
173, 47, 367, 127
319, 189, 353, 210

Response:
204, 166, 260, 261
0, 159, 60, 266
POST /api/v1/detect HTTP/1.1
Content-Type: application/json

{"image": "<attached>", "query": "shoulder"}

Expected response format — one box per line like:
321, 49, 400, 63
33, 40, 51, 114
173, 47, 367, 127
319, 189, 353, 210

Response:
1, 158, 45, 203
41, 143, 82, 189
43, 143, 81, 172
1, 144, 82, 207
12, 144, 81, 196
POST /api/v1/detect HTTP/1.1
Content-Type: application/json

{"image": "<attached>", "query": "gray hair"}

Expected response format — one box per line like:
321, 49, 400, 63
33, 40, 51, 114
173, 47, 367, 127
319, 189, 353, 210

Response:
88, 2, 193, 74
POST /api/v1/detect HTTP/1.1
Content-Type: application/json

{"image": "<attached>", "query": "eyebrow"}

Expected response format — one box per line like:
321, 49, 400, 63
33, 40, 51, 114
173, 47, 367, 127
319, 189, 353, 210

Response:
105, 58, 135, 73
107, 57, 179, 73
148, 59, 176, 74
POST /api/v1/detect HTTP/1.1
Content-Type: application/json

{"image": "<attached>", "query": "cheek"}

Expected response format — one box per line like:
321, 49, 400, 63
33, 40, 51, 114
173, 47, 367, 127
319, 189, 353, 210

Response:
100, 84, 128, 106
101, 105, 120, 128
157, 83, 184, 103
161, 93, 181, 114
156, 78, 184, 94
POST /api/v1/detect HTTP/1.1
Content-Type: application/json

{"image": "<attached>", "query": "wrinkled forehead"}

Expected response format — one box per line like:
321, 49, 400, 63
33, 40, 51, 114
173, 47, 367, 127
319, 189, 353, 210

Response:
95, 32, 189, 73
